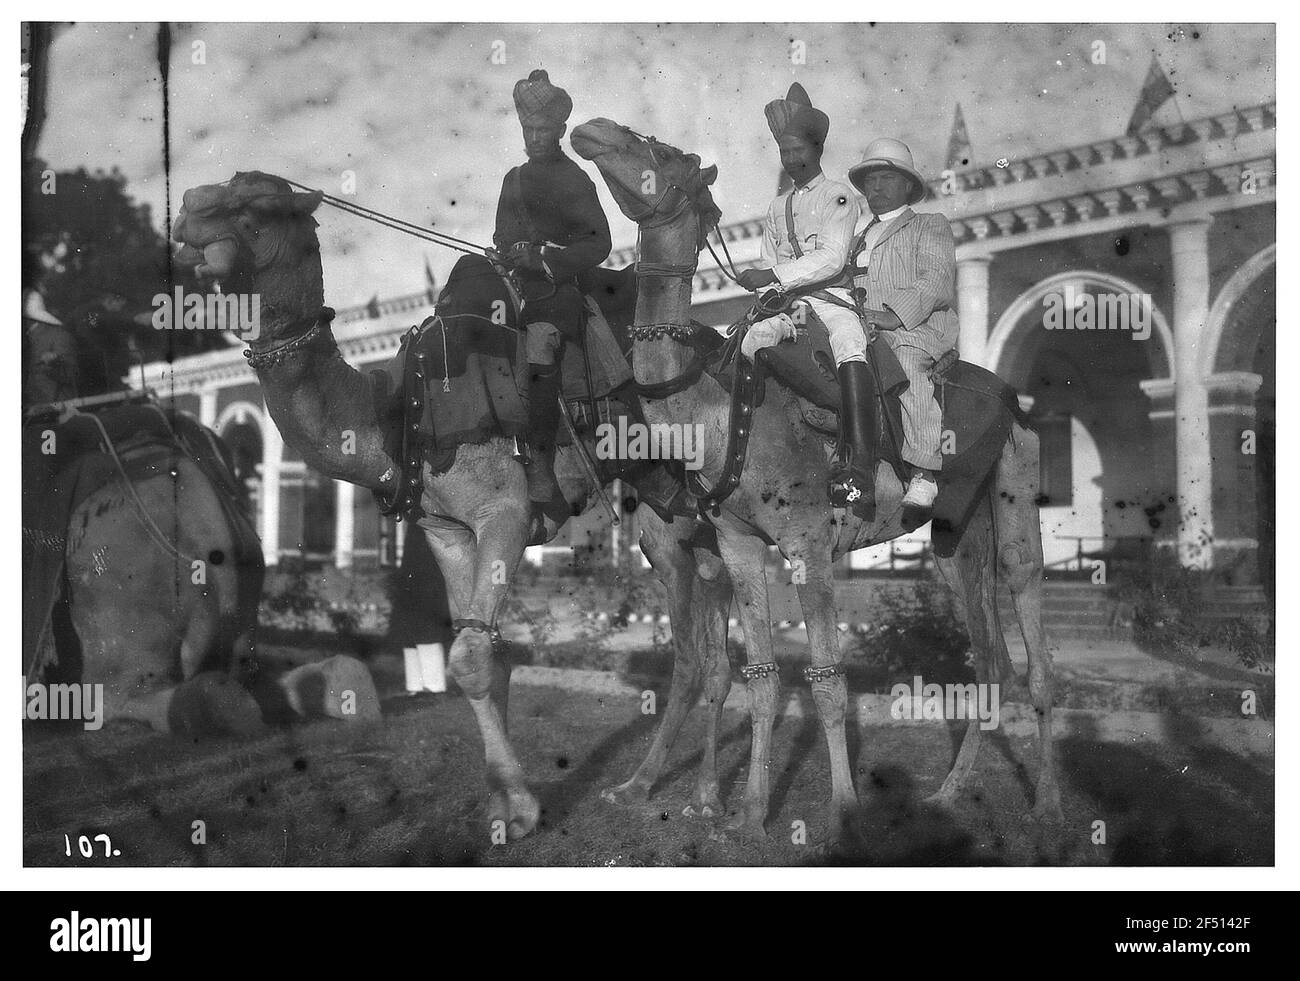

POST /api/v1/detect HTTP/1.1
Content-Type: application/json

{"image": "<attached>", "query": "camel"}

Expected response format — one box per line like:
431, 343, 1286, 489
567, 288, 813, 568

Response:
570, 118, 1060, 842
23, 307, 266, 737
170, 172, 735, 840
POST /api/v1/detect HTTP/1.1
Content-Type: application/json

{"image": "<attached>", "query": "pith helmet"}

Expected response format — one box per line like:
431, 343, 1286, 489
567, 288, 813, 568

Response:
848, 138, 927, 204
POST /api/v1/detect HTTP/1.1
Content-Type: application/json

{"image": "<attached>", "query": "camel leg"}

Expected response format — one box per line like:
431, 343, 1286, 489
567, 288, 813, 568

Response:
715, 529, 779, 837
420, 513, 538, 841
787, 535, 858, 844
995, 426, 1061, 824
600, 514, 707, 806
929, 493, 1010, 805
688, 559, 733, 819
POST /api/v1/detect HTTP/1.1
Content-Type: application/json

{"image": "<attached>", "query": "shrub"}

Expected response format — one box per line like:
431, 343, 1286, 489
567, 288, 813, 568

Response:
841, 580, 973, 686
1109, 550, 1274, 670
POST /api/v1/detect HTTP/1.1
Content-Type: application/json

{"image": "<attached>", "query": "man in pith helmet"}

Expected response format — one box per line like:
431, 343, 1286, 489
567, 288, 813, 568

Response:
736, 83, 877, 518
847, 138, 959, 519
493, 69, 612, 522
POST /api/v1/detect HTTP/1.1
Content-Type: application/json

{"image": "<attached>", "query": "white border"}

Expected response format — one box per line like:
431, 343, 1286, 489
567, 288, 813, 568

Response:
7, 5, 1293, 893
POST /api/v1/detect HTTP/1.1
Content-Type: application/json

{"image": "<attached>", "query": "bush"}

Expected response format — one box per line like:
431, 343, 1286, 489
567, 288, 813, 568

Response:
260, 569, 390, 635
841, 580, 973, 686
1109, 550, 1274, 670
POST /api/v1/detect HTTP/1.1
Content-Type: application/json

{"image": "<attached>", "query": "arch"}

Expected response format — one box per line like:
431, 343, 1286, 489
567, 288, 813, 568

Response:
1204, 243, 1276, 375
215, 399, 266, 437
987, 270, 1175, 385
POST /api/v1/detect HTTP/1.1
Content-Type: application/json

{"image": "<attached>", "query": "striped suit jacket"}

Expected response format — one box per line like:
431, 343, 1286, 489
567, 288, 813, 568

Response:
850, 207, 960, 359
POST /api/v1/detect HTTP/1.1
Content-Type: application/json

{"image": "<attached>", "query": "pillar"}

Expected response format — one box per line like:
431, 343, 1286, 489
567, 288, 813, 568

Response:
334, 479, 355, 569
259, 410, 282, 567
198, 388, 218, 429
1207, 371, 1263, 577
957, 256, 992, 367
1169, 217, 1214, 568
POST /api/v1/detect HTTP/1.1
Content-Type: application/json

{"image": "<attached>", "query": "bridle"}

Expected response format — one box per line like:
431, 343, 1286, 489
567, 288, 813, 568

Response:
585, 127, 717, 347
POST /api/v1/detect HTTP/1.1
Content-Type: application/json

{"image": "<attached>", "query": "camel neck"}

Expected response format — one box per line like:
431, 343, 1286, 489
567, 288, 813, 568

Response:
632, 220, 700, 391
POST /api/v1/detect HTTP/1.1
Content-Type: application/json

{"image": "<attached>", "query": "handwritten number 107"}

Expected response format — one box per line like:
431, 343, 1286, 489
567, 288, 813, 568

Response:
64, 833, 113, 858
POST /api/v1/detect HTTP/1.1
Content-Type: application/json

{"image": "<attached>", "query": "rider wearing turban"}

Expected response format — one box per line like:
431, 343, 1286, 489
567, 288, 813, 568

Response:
493, 70, 612, 531
737, 84, 876, 520
763, 82, 830, 149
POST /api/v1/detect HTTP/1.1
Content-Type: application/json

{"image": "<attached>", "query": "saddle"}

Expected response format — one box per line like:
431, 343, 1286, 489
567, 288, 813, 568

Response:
371, 261, 658, 518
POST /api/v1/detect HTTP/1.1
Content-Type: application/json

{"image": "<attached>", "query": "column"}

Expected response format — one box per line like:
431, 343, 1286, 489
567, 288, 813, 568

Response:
334, 479, 355, 569
259, 412, 282, 567
198, 388, 218, 428
1207, 371, 1264, 574
1169, 217, 1214, 569
1139, 378, 1178, 555
957, 256, 992, 367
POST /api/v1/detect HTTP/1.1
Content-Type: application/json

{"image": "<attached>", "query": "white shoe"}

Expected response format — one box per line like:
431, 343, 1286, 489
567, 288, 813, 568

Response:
901, 474, 938, 509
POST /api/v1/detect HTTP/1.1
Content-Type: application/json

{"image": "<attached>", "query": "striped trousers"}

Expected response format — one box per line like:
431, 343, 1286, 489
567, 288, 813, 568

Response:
881, 333, 944, 471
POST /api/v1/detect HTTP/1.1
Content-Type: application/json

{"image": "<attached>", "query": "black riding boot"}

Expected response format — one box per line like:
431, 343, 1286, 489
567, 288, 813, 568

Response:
525, 361, 564, 517
828, 360, 877, 522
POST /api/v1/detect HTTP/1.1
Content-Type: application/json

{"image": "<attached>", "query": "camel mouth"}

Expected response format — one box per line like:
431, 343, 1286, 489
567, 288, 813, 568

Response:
569, 118, 623, 161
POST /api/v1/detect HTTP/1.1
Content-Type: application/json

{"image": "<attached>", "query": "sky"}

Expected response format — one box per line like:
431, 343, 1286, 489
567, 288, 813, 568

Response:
35, 21, 1276, 308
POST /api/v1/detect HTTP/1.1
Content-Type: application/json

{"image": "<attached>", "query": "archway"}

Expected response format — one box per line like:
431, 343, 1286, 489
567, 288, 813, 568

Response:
1205, 247, 1274, 588
989, 271, 1178, 563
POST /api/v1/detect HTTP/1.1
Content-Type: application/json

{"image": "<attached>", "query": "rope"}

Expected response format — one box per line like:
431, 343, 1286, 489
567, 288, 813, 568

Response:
704, 225, 744, 285
277, 177, 491, 256
80, 411, 199, 566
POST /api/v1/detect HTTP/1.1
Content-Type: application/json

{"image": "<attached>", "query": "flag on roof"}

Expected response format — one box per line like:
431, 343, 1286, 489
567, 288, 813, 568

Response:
946, 104, 974, 171
1126, 55, 1178, 134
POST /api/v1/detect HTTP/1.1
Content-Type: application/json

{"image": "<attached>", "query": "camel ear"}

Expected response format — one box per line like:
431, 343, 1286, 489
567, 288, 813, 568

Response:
290, 189, 325, 215
700, 164, 718, 186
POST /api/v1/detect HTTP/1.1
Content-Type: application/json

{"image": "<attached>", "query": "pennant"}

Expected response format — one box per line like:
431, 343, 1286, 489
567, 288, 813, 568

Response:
1126, 56, 1177, 135
946, 103, 974, 171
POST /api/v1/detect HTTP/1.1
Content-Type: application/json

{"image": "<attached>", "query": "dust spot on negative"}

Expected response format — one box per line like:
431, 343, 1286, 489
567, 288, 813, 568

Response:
293, 757, 308, 772
208, 549, 225, 565
556, 756, 569, 769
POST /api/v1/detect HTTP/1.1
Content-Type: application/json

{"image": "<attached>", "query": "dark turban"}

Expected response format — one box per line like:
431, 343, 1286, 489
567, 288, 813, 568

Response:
513, 69, 573, 128
764, 83, 829, 148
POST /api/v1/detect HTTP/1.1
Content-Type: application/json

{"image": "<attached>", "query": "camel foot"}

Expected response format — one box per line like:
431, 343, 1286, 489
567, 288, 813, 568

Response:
719, 803, 768, 839
923, 790, 958, 811
825, 796, 860, 848
682, 788, 723, 820
487, 787, 541, 841
600, 778, 651, 807
1030, 786, 1064, 827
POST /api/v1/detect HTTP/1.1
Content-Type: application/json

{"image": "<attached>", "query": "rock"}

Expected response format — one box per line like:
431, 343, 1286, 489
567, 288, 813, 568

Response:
167, 672, 267, 739
278, 655, 381, 722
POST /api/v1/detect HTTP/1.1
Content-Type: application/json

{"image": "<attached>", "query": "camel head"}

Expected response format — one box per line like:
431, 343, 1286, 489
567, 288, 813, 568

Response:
571, 118, 721, 249
173, 172, 327, 326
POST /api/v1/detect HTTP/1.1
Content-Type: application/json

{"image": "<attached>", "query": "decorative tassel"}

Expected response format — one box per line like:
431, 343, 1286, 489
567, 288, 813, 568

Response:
438, 316, 451, 392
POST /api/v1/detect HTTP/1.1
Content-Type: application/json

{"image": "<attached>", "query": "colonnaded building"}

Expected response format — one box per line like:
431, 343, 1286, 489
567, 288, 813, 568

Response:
137, 97, 1275, 585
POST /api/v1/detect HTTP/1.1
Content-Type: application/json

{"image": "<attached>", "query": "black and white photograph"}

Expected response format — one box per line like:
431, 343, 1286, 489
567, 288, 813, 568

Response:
17, 15, 1278, 876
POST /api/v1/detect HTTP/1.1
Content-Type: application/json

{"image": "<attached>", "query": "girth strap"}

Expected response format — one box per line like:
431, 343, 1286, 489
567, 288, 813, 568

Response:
375, 321, 431, 519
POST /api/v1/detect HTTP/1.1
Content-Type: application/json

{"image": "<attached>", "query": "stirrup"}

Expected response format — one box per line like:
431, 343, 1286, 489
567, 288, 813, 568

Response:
828, 466, 875, 521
